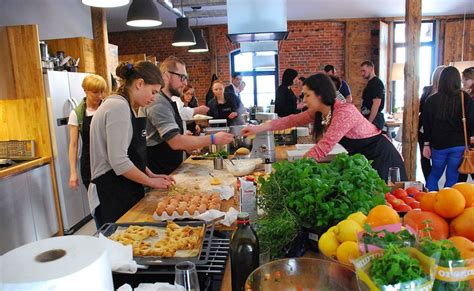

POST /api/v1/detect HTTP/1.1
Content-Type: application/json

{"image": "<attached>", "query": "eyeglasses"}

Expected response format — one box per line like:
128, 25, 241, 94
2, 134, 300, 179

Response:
168, 71, 188, 82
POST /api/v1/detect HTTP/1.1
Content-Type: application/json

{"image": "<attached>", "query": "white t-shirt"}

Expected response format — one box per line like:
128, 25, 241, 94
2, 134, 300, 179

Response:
68, 108, 96, 126
171, 96, 194, 121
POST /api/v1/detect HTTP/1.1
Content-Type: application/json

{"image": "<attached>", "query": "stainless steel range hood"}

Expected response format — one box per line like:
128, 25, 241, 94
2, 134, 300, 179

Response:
227, 0, 288, 43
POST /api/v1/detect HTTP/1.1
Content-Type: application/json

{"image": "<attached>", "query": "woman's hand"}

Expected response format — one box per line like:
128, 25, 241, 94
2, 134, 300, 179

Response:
69, 173, 79, 189
241, 124, 267, 137
149, 176, 174, 189
228, 112, 238, 119
195, 125, 201, 135
423, 145, 431, 159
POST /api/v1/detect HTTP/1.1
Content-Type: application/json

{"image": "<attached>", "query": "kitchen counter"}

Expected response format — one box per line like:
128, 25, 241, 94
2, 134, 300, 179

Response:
0, 157, 52, 179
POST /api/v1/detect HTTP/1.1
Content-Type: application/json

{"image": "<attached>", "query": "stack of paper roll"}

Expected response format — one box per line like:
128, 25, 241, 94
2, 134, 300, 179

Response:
1, 235, 113, 291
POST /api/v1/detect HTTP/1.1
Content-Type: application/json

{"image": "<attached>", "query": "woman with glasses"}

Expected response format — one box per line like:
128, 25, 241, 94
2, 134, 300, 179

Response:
181, 84, 201, 135
423, 66, 474, 190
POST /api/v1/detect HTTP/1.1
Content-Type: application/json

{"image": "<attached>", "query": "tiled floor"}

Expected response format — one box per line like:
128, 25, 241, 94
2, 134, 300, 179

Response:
73, 220, 97, 236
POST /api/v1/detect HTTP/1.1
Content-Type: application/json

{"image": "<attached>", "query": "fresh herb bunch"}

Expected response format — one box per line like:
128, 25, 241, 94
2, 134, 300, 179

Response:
208, 150, 228, 158
419, 238, 468, 290
370, 244, 425, 287
258, 154, 388, 230
361, 224, 416, 251
255, 208, 300, 259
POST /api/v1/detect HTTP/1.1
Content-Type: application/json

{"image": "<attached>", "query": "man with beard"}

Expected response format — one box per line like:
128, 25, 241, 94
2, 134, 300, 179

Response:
140, 56, 234, 174
360, 61, 386, 130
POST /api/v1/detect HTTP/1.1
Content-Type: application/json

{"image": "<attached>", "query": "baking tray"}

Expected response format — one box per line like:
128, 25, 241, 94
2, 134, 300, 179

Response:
96, 220, 215, 266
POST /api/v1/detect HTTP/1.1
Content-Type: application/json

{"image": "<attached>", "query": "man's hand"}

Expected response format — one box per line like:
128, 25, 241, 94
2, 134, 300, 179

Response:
214, 132, 234, 144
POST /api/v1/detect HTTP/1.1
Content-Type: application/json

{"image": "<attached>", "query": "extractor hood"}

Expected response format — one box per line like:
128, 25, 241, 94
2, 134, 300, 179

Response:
227, 0, 288, 43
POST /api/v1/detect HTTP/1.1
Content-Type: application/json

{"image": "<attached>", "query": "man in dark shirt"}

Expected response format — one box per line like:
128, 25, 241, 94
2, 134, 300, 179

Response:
323, 64, 352, 103
360, 61, 386, 130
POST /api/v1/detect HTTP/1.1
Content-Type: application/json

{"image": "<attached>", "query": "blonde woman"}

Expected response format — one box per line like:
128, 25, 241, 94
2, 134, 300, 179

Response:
68, 74, 107, 191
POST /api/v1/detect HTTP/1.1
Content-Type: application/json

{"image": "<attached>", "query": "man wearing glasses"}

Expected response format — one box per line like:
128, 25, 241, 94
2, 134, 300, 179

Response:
140, 56, 234, 174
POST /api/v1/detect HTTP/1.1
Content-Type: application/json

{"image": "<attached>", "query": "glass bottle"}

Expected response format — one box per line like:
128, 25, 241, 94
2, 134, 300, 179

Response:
230, 212, 259, 291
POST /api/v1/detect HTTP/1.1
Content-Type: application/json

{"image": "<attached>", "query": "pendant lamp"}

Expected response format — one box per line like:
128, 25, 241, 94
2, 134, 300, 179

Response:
82, 0, 130, 8
172, 17, 196, 47
188, 28, 208, 53
127, 0, 162, 27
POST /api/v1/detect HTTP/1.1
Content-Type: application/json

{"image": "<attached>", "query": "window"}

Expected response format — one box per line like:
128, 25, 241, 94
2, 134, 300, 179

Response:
392, 21, 436, 111
230, 50, 279, 108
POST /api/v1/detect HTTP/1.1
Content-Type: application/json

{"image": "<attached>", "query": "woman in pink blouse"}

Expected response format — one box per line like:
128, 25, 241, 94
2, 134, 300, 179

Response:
241, 73, 407, 181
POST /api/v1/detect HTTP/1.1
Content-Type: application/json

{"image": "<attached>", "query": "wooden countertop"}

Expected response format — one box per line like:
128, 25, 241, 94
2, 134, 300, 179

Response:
0, 157, 51, 179
117, 145, 320, 291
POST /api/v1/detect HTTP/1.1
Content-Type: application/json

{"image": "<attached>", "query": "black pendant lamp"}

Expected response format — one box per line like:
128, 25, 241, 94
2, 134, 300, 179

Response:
188, 28, 208, 53
127, 0, 162, 27
172, 17, 196, 47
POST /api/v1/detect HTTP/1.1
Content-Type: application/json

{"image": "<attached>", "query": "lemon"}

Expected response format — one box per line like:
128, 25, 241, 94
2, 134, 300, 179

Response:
334, 219, 363, 243
318, 231, 340, 259
336, 241, 361, 265
235, 147, 250, 155
327, 226, 337, 233
347, 211, 367, 228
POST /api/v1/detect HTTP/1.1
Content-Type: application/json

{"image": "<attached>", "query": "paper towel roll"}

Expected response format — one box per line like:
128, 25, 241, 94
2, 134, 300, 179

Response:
2, 235, 114, 291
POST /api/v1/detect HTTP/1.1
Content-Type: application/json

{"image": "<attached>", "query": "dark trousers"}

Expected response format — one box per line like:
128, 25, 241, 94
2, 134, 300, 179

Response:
418, 132, 432, 181
458, 173, 474, 182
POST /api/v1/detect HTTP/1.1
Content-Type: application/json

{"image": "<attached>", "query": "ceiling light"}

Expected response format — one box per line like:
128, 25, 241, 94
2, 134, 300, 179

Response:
82, 0, 130, 8
172, 17, 196, 47
188, 29, 208, 53
127, 0, 162, 27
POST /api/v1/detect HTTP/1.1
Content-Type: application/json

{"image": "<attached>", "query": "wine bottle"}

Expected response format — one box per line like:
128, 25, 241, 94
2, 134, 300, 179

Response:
230, 212, 259, 291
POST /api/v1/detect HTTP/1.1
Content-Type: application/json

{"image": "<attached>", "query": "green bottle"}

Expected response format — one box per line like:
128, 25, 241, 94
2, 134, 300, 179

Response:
230, 212, 259, 291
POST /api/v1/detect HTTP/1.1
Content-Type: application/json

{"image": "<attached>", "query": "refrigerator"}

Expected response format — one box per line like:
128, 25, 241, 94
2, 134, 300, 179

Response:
44, 71, 91, 234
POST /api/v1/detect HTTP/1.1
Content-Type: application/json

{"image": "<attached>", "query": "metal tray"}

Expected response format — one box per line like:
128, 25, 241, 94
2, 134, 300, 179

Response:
96, 220, 215, 266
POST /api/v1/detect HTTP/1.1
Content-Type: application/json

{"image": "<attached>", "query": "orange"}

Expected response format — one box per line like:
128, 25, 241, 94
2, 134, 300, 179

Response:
448, 236, 474, 258
366, 205, 400, 227
420, 191, 437, 212
433, 188, 466, 218
452, 182, 474, 208
403, 210, 449, 240
450, 207, 474, 241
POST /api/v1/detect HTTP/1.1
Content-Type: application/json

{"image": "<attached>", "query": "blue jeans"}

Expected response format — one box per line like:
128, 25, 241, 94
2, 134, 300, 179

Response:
426, 146, 465, 191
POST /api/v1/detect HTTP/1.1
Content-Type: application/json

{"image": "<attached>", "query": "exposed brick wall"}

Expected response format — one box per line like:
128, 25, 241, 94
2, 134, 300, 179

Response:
109, 20, 348, 105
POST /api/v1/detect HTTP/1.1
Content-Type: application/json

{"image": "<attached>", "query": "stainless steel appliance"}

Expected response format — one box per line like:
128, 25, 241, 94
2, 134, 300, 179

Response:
250, 113, 277, 163
44, 71, 91, 234
203, 119, 230, 154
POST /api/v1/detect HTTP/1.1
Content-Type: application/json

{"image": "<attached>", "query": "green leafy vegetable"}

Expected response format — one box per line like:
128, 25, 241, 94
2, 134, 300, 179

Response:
419, 238, 468, 290
255, 208, 299, 260
258, 154, 388, 231
361, 224, 416, 251
370, 244, 425, 287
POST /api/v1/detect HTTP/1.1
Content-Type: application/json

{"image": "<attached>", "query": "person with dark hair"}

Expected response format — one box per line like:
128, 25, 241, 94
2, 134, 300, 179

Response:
141, 56, 234, 175
323, 64, 352, 103
418, 65, 446, 181
241, 73, 407, 181
181, 85, 201, 135
360, 61, 386, 130
205, 74, 218, 106
225, 72, 245, 119
275, 68, 304, 117
89, 61, 175, 226
328, 75, 346, 102
208, 80, 242, 125
458, 67, 474, 182
423, 66, 474, 190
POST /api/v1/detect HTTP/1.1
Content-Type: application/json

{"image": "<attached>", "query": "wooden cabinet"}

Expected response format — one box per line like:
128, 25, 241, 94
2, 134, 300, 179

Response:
119, 53, 147, 64
45, 37, 96, 73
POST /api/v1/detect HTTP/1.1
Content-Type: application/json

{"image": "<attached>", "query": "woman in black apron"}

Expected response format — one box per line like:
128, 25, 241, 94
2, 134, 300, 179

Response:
68, 74, 107, 190
89, 62, 175, 227
241, 73, 407, 181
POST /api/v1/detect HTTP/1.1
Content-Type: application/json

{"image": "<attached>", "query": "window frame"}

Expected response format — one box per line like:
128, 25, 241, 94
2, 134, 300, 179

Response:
230, 49, 279, 106
391, 20, 437, 111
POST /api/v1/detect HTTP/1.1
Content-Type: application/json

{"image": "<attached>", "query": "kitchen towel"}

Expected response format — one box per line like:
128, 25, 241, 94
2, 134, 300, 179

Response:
1, 235, 113, 291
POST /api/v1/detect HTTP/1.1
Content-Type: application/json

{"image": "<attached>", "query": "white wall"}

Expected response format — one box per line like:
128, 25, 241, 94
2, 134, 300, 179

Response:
0, 0, 93, 40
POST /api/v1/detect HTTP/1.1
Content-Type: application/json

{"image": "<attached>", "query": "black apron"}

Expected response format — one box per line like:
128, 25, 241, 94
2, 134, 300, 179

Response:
339, 133, 408, 181
93, 103, 147, 225
80, 114, 92, 189
147, 93, 185, 175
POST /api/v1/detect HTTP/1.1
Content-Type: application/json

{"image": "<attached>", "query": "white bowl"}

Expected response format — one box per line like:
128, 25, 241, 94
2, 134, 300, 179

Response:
226, 159, 256, 176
